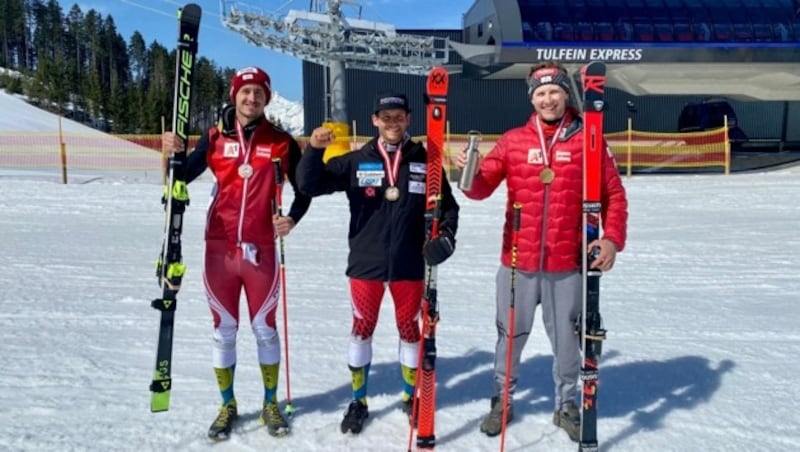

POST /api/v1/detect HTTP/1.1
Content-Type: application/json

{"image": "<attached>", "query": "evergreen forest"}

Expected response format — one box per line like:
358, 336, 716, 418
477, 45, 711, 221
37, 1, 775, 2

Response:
0, 0, 238, 134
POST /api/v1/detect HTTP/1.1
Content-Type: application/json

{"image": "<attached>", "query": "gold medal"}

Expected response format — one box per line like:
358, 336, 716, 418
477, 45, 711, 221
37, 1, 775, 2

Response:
540, 167, 555, 184
385, 186, 400, 201
238, 163, 253, 179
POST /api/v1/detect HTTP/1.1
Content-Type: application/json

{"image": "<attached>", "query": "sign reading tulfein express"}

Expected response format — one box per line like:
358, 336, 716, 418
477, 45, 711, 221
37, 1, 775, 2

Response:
535, 48, 643, 61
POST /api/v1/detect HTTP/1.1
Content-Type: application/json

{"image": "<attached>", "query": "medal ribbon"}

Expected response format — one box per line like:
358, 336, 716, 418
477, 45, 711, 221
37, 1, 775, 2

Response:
534, 115, 566, 168
235, 120, 254, 165
234, 119, 257, 256
377, 140, 402, 188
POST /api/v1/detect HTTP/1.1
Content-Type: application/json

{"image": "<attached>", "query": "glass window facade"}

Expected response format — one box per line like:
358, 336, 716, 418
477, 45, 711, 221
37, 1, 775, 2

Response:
515, 0, 799, 42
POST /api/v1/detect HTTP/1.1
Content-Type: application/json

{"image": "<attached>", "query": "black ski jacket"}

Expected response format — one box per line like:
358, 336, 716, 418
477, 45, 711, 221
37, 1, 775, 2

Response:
297, 138, 459, 281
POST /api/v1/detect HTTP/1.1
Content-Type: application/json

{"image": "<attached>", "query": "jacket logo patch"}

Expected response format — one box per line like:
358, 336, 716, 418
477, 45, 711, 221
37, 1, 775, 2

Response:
255, 146, 271, 158
555, 150, 571, 162
409, 180, 425, 194
409, 162, 427, 173
527, 148, 543, 164
358, 177, 383, 187
223, 142, 239, 158
357, 162, 384, 186
358, 162, 383, 171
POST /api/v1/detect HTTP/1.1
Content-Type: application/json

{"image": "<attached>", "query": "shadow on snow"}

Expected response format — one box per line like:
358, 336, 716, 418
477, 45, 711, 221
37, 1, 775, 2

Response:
287, 348, 733, 447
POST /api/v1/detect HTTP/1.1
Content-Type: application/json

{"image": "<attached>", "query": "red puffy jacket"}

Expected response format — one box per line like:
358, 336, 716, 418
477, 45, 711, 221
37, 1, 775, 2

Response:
464, 109, 627, 272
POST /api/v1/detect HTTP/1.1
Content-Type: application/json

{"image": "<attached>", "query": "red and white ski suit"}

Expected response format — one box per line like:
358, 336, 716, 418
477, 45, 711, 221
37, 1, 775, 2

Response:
187, 119, 310, 368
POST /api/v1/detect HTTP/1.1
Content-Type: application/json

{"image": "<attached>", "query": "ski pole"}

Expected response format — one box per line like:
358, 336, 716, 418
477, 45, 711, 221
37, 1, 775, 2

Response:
499, 203, 522, 452
272, 158, 294, 416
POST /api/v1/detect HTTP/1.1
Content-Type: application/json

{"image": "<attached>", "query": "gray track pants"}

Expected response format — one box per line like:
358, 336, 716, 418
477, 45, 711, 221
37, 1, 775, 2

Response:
492, 265, 581, 411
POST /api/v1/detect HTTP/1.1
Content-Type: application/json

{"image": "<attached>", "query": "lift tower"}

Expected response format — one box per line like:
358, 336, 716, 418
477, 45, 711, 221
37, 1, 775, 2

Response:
221, 0, 449, 156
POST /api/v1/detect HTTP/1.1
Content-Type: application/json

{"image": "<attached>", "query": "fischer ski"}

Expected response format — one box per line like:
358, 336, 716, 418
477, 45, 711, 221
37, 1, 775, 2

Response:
410, 66, 448, 451
578, 61, 607, 451
149, 2, 201, 413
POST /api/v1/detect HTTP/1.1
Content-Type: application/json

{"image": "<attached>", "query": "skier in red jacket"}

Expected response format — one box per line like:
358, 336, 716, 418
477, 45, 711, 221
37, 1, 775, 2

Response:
454, 61, 628, 442
163, 66, 310, 440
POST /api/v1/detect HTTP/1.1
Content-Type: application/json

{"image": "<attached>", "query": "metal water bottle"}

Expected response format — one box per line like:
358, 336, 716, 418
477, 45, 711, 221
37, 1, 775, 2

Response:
458, 130, 482, 191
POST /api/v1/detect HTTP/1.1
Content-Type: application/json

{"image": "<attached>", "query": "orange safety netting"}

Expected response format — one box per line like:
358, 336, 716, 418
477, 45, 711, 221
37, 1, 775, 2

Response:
605, 127, 728, 169
0, 128, 730, 174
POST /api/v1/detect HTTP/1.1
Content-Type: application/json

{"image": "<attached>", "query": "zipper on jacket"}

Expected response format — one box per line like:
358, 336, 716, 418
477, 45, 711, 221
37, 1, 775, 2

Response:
236, 177, 250, 245
235, 131, 255, 246
538, 184, 551, 271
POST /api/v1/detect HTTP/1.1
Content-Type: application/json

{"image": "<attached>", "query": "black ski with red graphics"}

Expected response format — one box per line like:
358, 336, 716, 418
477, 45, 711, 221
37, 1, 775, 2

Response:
578, 61, 607, 452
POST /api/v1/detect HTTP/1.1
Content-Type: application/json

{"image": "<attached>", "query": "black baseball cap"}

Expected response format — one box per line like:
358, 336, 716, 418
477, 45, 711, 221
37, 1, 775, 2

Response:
374, 92, 410, 114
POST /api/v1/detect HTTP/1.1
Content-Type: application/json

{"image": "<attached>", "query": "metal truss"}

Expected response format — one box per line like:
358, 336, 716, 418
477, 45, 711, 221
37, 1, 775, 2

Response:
220, 0, 449, 75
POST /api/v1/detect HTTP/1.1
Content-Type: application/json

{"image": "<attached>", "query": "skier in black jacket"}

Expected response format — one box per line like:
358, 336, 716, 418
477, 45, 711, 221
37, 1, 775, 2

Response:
298, 91, 459, 434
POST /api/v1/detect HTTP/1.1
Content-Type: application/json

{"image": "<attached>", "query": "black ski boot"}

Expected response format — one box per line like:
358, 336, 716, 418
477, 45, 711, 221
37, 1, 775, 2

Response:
207, 401, 237, 441
260, 402, 290, 437
340, 400, 369, 434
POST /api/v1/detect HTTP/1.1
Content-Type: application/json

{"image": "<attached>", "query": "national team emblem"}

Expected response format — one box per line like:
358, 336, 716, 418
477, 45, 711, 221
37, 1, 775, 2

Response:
555, 150, 571, 162
364, 187, 376, 198
255, 146, 271, 158
527, 148, 543, 164
223, 142, 239, 158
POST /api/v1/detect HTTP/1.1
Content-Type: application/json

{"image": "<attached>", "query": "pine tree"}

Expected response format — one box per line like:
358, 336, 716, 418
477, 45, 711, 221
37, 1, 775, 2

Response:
64, 5, 87, 118
0, 0, 27, 68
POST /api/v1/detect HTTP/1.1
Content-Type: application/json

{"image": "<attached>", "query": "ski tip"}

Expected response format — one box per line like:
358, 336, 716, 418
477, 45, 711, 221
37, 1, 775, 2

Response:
179, 3, 202, 22
580, 61, 606, 108
426, 67, 449, 97
581, 61, 606, 78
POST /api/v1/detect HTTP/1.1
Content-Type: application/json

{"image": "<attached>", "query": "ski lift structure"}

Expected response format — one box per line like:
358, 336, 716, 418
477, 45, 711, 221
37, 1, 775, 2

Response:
220, 0, 449, 151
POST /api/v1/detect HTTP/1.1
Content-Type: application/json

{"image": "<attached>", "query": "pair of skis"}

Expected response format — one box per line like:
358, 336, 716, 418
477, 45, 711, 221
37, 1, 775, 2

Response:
149, 3, 201, 413
408, 66, 449, 451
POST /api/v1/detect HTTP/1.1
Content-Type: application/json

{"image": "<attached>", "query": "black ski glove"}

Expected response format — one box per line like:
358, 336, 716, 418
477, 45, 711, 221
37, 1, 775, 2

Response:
423, 229, 456, 266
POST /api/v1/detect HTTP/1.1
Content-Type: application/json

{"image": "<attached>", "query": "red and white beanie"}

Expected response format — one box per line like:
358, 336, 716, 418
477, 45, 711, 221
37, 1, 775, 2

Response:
229, 66, 272, 105
527, 66, 571, 97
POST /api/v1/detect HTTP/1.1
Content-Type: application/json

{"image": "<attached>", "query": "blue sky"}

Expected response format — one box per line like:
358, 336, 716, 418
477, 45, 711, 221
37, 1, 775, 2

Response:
84, 0, 474, 101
